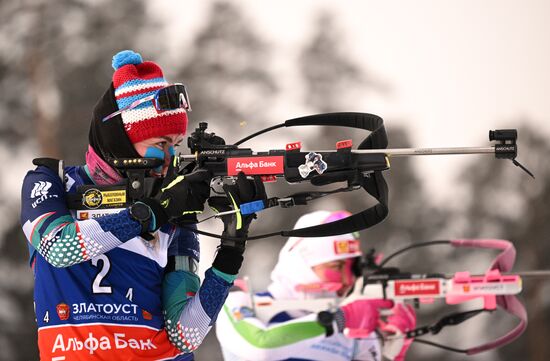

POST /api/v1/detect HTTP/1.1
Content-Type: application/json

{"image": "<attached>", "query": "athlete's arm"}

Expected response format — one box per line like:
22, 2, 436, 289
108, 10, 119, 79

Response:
21, 166, 143, 267
161, 225, 235, 353
215, 291, 328, 361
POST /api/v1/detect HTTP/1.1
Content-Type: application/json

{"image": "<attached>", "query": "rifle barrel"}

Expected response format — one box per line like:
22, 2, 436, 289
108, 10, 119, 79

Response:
442, 270, 550, 279
512, 271, 550, 279
348, 146, 495, 157
181, 146, 496, 159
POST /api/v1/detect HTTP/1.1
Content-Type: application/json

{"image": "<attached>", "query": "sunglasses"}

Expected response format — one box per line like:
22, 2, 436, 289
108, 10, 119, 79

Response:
102, 83, 191, 122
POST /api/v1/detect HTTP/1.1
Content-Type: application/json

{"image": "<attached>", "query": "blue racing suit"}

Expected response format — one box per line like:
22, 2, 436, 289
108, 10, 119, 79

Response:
21, 164, 233, 360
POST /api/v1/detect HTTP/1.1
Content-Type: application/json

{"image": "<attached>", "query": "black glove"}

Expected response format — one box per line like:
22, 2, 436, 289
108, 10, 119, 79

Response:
160, 169, 210, 218
142, 157, 211, 229
210, 172, 266, 237
210, 172, 267, 275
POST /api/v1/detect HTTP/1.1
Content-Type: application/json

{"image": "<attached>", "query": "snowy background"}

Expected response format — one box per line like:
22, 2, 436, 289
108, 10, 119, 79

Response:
0, 0, 549, 360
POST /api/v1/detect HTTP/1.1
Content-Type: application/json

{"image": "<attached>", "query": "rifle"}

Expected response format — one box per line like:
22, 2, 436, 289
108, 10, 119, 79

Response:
178, 112, 532, 240
245, 239, 541, 356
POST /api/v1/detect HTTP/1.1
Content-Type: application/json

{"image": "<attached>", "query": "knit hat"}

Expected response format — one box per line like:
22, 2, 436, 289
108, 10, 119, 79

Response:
112, 50, 187, 143
89, 50, 188, 161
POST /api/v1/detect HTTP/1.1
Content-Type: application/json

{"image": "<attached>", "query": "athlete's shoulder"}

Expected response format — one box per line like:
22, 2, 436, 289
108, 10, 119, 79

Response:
20, 161, 81, 223
22, 164, 65, 203
21, 159, 83, 201
23, 158, 66, 189
23, 158, 86, 190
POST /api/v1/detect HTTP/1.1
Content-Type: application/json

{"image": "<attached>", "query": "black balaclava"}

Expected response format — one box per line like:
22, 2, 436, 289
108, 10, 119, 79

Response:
88, 84, 141, 162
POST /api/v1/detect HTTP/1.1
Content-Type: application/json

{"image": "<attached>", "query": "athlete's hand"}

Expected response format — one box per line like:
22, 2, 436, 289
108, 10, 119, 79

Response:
338, 299, 394, 334
210, 172, 267, 277
208, 172, 267, 245
142, 157, 211, 228
381, 303, 416, 361
159, 157, 211, 220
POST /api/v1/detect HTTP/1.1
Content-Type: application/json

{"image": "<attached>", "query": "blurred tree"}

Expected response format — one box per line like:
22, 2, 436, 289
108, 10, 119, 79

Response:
299, 10, 366, 148
299, 10, 445, 271
299, 12, 456, 361
174, 0, 281, 267
300, 11, 388, 113
363, 127, 449, 259
0, 224, 35, 361
0, 1, 150, 359
456, 123, 550, 361
346, 127, 456, 361
176, 0, 277, 134
177, 2, 278, 359
0, 0, 153, 162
